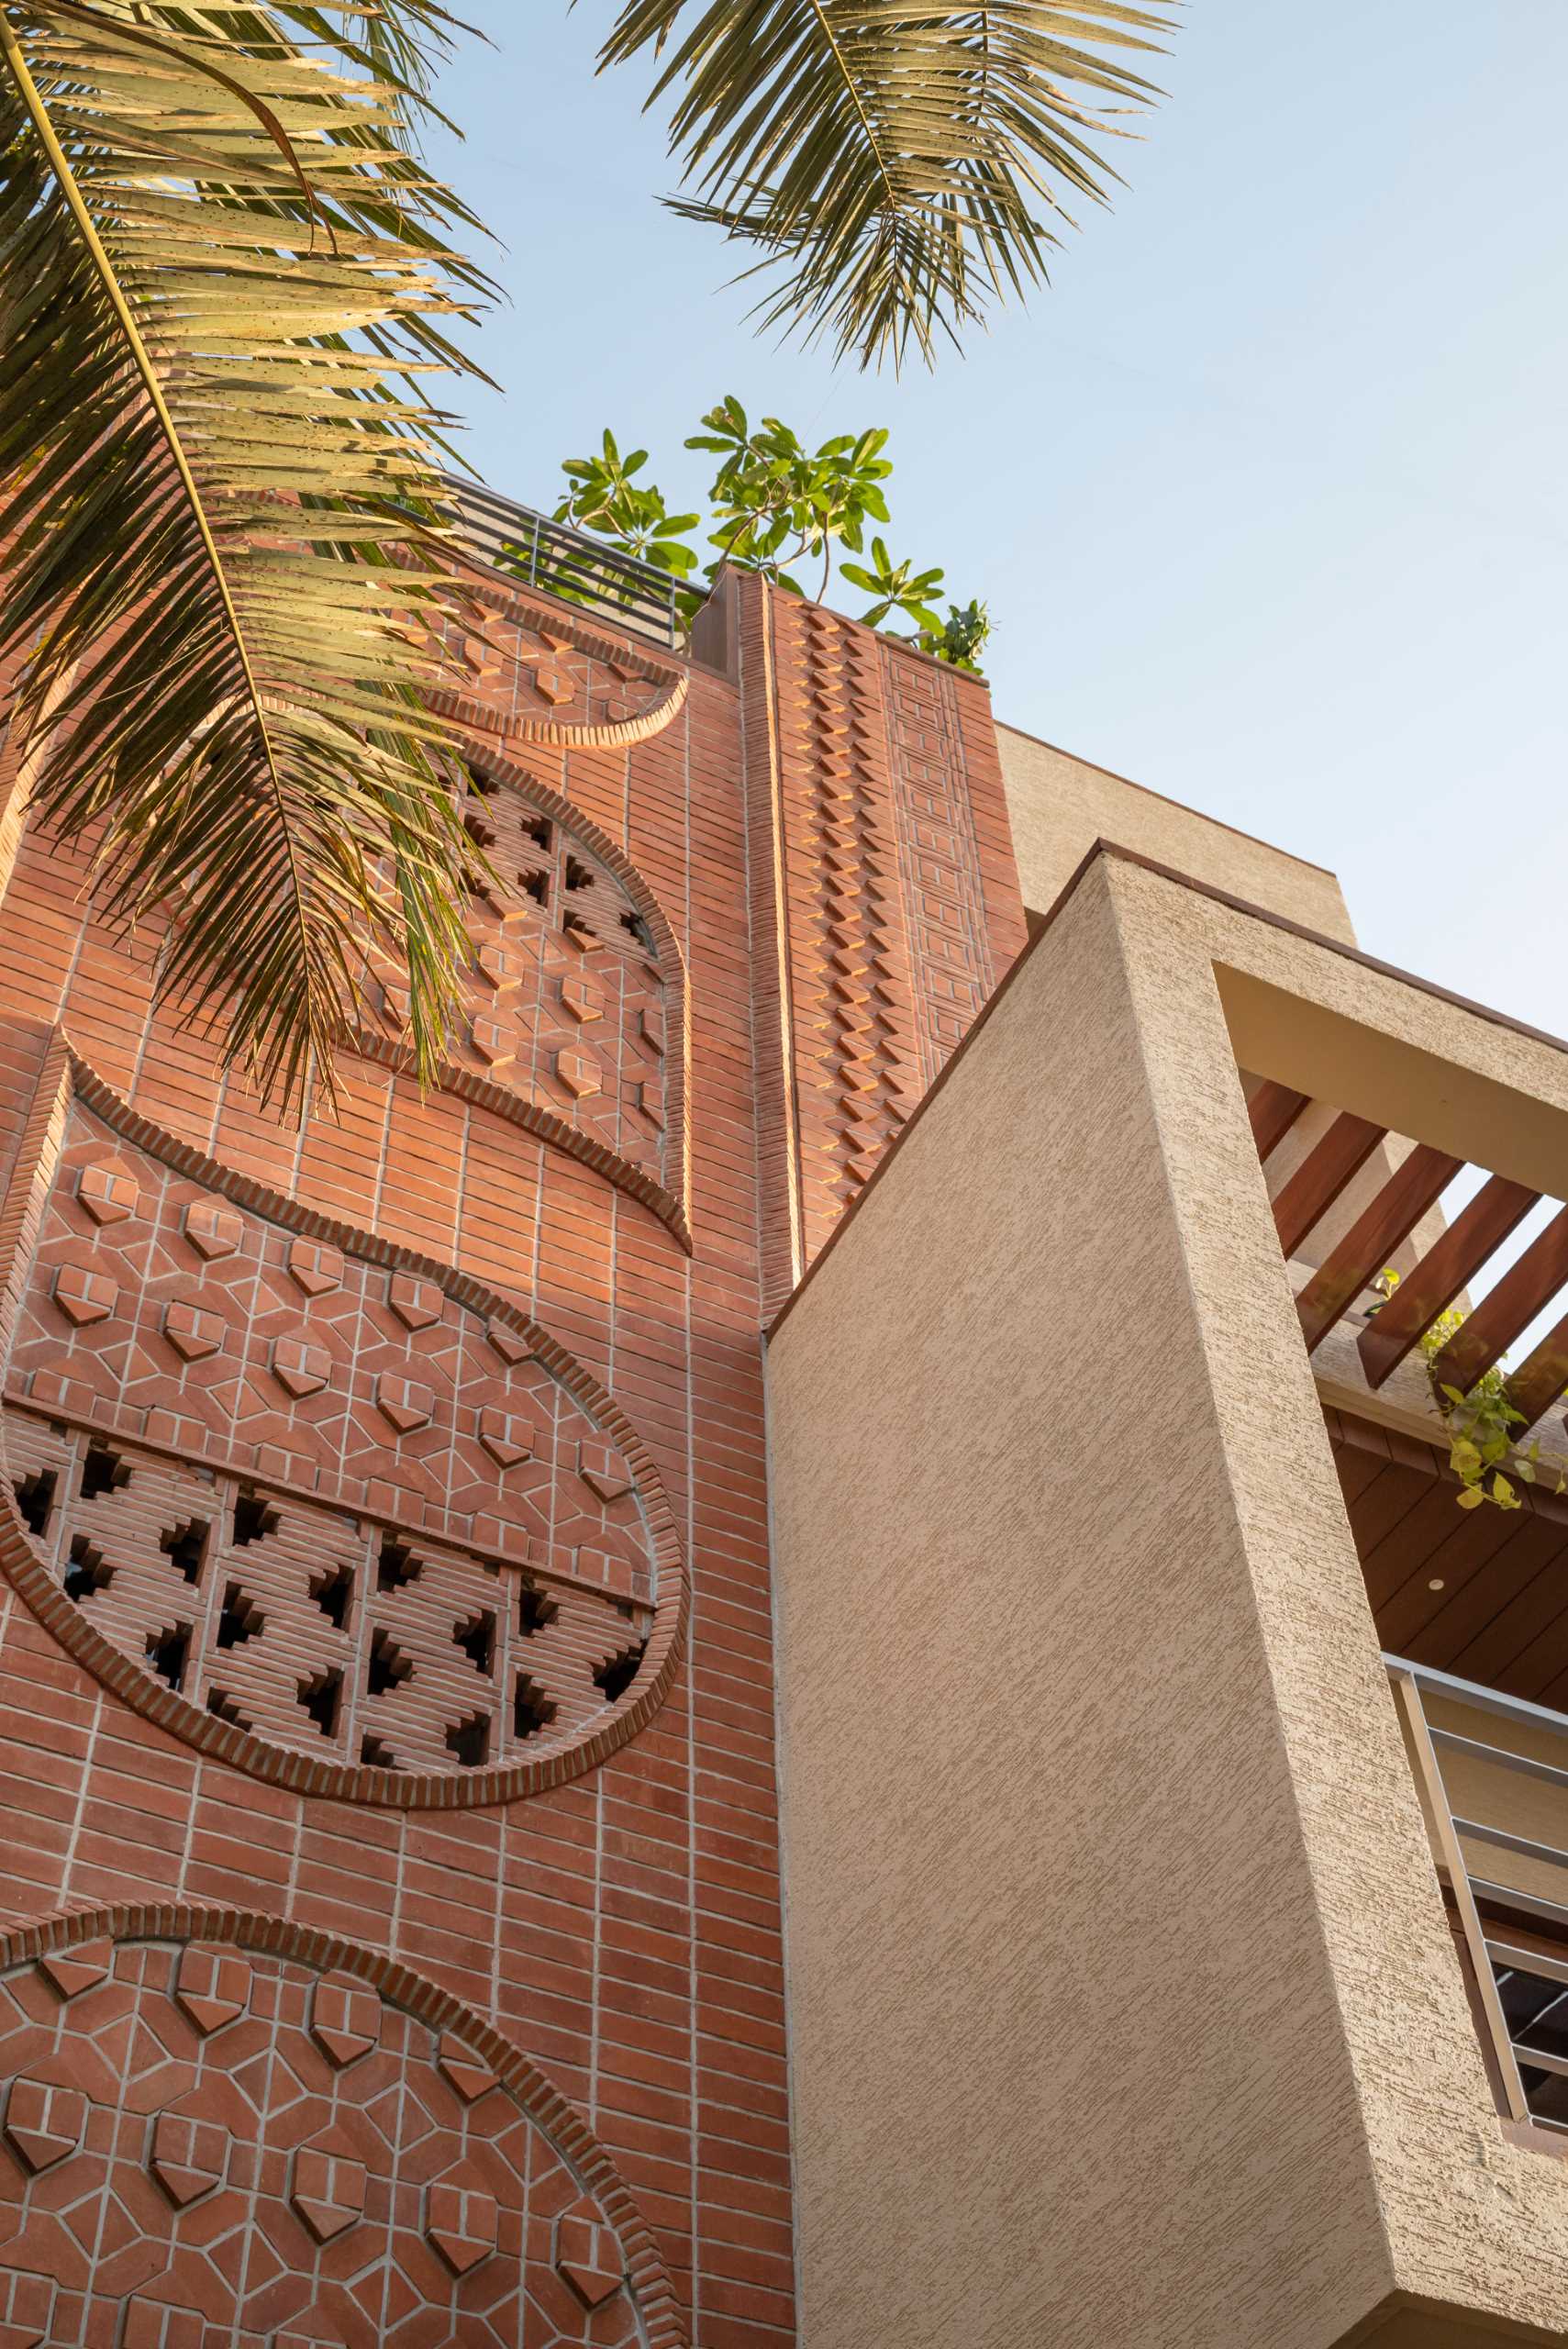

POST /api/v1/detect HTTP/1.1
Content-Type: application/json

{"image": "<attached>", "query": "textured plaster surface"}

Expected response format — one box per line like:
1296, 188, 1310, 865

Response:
1100, 855, 1568, 2334
995, 724, 1357, 941
769, 854, 1568, 2349
767, 867, 1397, 2349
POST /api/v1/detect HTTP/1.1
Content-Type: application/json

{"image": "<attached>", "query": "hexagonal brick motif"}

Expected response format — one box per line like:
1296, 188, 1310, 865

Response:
174, 1945, 250, 2037
478, 1408, 533, 1470
38, 1940, 111, 2000
426, 2166, 498, 2276
290, 2140, 367, 2243
485, 1317, 531, 1366
162, 1301, 223, 1364
473, 939, 520, 991
556, 1049, 600, 1101
579, 1440, 634, 1505
0, 1932, 656, 2346
636, 1080, 664, 1131
309, 1970, 380, 2068
470, 1014, 514, 1069
638, 1006, 665, 1057
183, 1197, 243, 1259
0, 2266, 54, 2347
376, 1375, 433, 1436
78, 1157, 142, 1225
52, 1264, 116, 1327
287, 1239, 342, 1297
560, 974, 602, 1024
436, 2033, 497, 2104
122, 2297, 205, 2349
272, 1336, 330, 1400
554, 2198, 625, 2309
388, 1274, 442, 1332
5, 2078, 86, 2173
5, 1100, 666, 1790
150, 2110, 229, 2207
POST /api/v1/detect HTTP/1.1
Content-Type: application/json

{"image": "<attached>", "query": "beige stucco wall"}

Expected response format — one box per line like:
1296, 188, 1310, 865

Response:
767, 852, 1568, 2349
996, 723, 1357, 941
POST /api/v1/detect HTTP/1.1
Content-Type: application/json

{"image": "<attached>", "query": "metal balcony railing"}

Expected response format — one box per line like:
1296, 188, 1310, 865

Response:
1389, 1653, 1568, 2130
447, 479, 690, 651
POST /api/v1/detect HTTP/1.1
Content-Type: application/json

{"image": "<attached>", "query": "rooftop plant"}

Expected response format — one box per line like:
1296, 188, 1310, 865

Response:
536, 402, 991, 666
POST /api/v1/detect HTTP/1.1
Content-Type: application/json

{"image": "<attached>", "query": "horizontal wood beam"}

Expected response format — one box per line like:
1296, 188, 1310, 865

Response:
1248, 1079, 1309, 1162
1273, 1111, 1388, 1260
1359, 1174, 1540, 1389
1296, 1144, 1462, 1354
1429, 1202, 1568, 1396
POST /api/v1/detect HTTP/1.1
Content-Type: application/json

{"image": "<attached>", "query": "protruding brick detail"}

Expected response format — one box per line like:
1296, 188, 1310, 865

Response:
5, 2077, 85, 2172
150, 2110, 229, 2207
0, 1915, 680, 2349
556, 2196, 626, 2308
51, 1264, 115, 1326
173, 1944, 250, 2035
183, 1197, 241, 1259
426, 2163, 498, 2274
271, 1334, 330, 1399
77, 1157, 140, 1226
375, 1373, 433, 1436
388, 1272, 442, 1331
437, 2032, 497, 2103
161, 1300, 222, 1364
309, 1969, 381, 2068
286, 1239, 342, 1297
290, 2138, 367, 2241
38, 1940, 111, 1999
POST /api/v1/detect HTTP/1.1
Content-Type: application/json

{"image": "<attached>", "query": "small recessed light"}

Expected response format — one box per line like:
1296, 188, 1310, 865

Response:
1429, 1577, 1445, 1592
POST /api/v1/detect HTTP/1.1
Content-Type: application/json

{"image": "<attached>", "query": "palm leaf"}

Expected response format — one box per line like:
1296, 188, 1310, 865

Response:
0, 0, 492, 1113
598, 0, 1174, 369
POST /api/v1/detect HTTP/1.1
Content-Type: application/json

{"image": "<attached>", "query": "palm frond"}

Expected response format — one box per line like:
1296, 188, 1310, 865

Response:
0, 0, 493, 1113
599, 0, 1174, 369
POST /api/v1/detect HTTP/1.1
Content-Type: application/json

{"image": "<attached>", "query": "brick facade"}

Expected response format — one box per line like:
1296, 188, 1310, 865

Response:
0, 563, 1024, 2344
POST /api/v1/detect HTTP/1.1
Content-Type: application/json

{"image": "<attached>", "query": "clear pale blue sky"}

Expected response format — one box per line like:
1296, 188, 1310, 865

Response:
427, 2, 1567, 1030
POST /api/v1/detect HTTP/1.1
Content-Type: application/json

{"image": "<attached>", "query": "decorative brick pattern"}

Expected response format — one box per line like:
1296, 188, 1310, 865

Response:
0, 1910, 676, 2349
366, 763, 675, 1196
431, 580, 688, 748
0, 1062, 682, 1803
0, 556, 1028, 2349
879, 645, 1001, 1082
770, 597, 925, 1257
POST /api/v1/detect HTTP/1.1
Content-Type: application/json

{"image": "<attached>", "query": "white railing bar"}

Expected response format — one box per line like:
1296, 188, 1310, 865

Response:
1385, 1652, 1568, 1742
1430, 1724, 1568, 1795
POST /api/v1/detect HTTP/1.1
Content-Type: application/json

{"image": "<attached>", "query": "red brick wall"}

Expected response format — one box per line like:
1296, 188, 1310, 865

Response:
0, 564, 1023, 2346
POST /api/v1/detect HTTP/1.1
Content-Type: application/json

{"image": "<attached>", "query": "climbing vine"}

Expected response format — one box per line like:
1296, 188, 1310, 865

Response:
1373, 1269, 1561, 1510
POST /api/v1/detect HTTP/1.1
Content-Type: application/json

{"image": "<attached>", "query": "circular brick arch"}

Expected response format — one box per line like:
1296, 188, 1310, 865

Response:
355, 740, 694, 1249
0, 1043, 689, 1809
0, 1901, 688, 2349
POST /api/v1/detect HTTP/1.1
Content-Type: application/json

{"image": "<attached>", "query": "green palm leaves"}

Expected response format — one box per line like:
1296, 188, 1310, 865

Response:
599, 0, 1173, 369
0, 1, 490, 1112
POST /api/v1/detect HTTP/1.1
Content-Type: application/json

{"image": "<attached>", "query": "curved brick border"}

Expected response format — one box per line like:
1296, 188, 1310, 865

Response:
0, 1899, 689, 2349
355, 751, 694, 1249
0, 1037, 689, 1811
449, 744, 694, 1241
433, 573, 689, 750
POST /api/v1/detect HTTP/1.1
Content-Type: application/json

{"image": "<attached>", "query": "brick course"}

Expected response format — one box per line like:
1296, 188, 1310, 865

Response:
0, 565, 1024, 2343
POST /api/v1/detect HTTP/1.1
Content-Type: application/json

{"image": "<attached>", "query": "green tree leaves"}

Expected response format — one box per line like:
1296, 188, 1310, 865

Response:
598, 0, 1173, 370
0, 0, 492, 1114
549, 398, 985, 657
